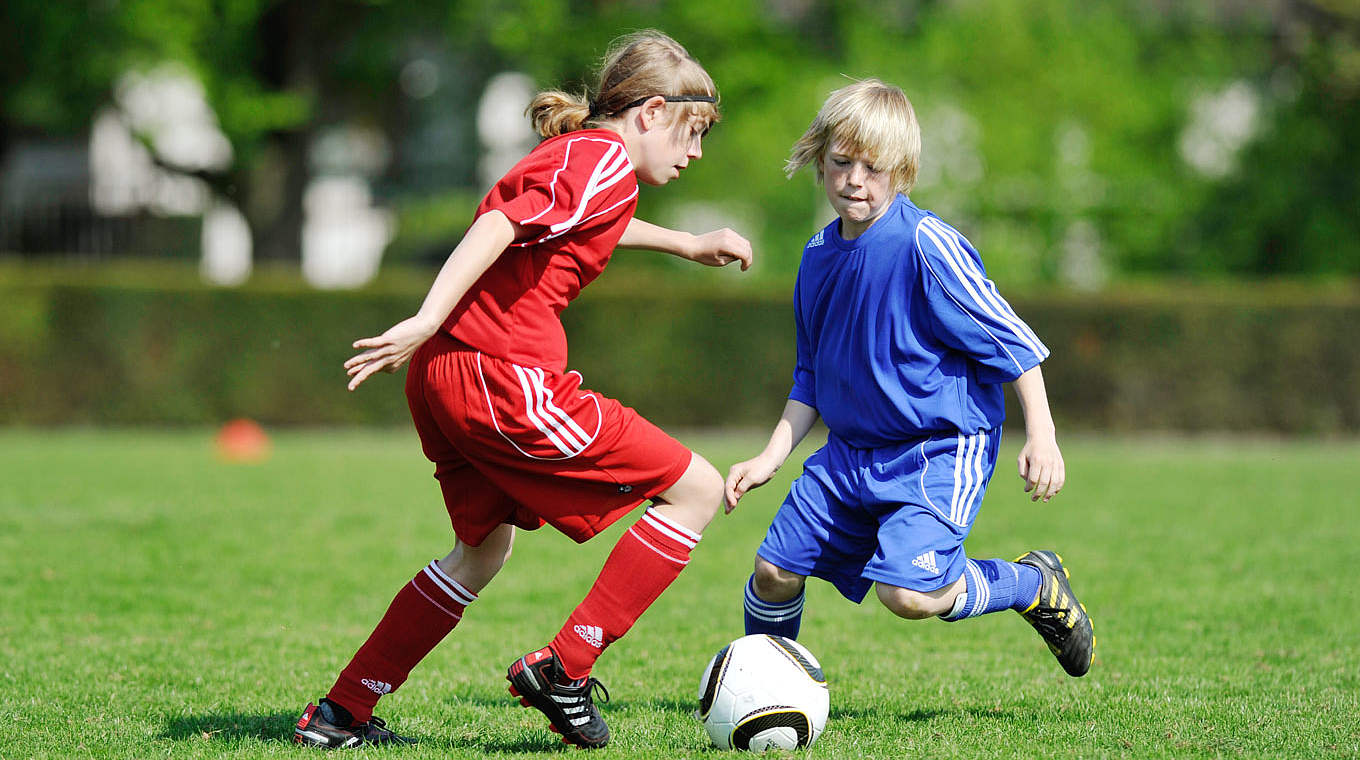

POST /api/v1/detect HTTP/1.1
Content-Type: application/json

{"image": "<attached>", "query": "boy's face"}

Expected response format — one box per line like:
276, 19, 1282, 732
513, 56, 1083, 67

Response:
821, 141, 895, 239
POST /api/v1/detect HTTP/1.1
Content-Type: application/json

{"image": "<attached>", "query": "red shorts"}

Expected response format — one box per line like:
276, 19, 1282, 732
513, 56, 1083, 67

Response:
404, 332, 693, 546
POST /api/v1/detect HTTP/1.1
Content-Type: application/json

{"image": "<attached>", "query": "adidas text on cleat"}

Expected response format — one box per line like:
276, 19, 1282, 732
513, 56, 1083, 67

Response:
293, 699, 416, 748
506, 646, 611, 748
1016, 550, 1095, 677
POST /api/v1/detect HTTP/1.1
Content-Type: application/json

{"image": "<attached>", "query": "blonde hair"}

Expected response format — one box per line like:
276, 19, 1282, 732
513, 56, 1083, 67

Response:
786, 78, 921, 194
528, 30, 720, 138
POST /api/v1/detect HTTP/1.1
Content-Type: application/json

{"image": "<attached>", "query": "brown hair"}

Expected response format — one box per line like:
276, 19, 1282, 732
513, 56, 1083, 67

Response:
786, 78, 921, 194
528, 30, 720, 138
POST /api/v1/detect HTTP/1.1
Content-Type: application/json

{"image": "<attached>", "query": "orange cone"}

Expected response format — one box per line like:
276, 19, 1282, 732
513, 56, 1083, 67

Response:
216, 418, 272, 463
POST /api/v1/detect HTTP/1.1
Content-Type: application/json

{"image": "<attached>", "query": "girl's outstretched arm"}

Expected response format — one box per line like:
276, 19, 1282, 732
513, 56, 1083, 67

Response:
344, 210, 521, 390
619, 218, 753, 270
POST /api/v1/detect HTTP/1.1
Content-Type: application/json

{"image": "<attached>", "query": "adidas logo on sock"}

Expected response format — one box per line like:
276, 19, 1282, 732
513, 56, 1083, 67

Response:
361, 678, 393, 695
912, 551, 939, 574
573, 624, 604, 649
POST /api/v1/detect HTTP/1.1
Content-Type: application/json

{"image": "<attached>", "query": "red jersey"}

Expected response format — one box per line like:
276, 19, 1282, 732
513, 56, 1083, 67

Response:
444, 129, 639, 371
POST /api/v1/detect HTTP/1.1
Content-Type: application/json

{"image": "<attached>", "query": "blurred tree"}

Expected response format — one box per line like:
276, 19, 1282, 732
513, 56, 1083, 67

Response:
1, 0, 1352, 281
1, 0, 307, 258
1188, 0, 1360, 275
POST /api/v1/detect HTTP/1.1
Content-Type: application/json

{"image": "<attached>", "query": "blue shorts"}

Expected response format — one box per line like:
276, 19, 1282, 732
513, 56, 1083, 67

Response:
757, 427, 1001, 603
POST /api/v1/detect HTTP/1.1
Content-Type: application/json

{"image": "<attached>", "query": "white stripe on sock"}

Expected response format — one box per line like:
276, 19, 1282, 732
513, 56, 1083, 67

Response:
642, 509, 700, 548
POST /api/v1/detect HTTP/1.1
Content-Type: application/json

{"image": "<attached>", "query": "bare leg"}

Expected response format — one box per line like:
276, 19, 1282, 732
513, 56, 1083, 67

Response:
650, 451, 725, 534
436, 523, 515, 594
874, 576, 967, 620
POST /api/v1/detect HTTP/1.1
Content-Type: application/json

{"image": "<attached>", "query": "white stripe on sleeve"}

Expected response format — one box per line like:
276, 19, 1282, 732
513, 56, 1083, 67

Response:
919, 218, 1047, 359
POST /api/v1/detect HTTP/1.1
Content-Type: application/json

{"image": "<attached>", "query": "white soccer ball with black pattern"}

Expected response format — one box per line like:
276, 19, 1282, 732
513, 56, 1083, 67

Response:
695, 634, 829, 751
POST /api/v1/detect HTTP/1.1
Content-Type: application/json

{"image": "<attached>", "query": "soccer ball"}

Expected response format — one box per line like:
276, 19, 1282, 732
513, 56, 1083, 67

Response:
695, 634, 829, 751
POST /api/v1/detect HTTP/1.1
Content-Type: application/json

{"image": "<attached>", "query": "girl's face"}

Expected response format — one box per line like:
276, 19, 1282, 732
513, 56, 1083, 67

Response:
821, 141, 895, 239
625, 100, 709, 186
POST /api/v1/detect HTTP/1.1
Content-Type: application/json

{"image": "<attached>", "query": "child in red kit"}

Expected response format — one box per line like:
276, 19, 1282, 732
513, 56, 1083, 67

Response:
293, 30, 751, 750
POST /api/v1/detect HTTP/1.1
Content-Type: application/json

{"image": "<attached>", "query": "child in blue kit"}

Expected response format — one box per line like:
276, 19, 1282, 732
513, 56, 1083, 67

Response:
724, 79, 1094, 677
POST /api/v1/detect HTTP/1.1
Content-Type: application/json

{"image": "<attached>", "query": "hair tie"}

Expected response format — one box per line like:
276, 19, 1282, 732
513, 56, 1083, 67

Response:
592, 94, 717, 119
616, 94, 717, 113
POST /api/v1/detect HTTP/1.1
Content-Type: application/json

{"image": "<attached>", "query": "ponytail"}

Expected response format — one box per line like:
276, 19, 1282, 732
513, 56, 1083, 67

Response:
529, 90, 594, 138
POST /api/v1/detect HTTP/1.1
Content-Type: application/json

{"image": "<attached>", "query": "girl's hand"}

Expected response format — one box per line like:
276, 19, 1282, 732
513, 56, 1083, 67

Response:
688, 228, 753, 270
724, 454, 780, 511
1018, 434, 1065, 502
344, 315, 439, 391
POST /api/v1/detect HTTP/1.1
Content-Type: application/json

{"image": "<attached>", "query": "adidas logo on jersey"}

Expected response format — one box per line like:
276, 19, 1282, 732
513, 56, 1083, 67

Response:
808, 230, 825, 248
573, 624, 604, 649
361, 678, 393, 695
912, 551, 939, 574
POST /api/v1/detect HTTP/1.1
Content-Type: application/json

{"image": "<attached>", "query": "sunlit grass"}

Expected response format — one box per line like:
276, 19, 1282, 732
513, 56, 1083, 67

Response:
1, 428, 1357, 758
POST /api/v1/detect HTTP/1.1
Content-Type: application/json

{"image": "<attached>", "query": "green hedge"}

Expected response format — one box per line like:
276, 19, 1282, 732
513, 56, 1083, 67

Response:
1, 267, 1356, 433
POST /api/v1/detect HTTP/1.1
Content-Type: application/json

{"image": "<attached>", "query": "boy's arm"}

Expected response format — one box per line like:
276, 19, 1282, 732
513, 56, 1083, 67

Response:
619, 218, 753, 270
344, 210, 520, 390
724, 399, 820, 510
1011, 364, 1065, 502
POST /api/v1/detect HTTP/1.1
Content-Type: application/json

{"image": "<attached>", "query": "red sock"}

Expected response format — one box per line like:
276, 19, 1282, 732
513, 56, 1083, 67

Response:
550, 509, 701, 679
326, 560, 476, 722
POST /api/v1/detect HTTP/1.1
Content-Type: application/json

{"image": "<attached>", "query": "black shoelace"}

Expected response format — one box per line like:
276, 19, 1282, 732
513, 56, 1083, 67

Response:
1026, 604, 1075, 640
561, 676, 611, 706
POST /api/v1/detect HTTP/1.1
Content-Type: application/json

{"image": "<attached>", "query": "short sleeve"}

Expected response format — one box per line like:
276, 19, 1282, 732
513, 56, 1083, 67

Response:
914, 216, 1050, 383
488, 135, 637, 246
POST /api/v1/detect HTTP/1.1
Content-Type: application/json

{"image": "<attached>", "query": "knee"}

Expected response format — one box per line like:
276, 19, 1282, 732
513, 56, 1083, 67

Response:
752, 557, 805, 603
439, 527, 514, 592
491, 538, 513, 568
656, 454, 725, 532
876, 584, 947, 620
691, 460, 725, 517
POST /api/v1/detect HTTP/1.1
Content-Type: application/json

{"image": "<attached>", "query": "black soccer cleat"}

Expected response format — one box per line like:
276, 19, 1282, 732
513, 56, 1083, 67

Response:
293, 699, 416, 748
506, 646, 611, 749
1016, 550, 1095, 677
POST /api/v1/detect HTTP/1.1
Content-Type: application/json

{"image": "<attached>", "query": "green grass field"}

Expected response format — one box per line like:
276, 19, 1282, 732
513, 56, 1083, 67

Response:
1, 428, 1357, 759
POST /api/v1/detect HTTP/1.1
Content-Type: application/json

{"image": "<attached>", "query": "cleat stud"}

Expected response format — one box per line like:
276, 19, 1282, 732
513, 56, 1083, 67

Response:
519, 698, 531, 707
508, 685, 520, 697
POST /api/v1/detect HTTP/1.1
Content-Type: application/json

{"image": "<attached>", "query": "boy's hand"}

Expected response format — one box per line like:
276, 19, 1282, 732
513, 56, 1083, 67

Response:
1017, 434, 1065, 502
724, 455, 779, 510
688, 228, 753, 270
344, 315, 439, 391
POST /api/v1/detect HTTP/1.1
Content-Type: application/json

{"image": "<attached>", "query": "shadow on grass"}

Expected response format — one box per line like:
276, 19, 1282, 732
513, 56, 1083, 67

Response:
160, 708, 566, 753
829, 704, 1018, 722
443, 732, 567, 754
452, 690, 697, 716
158, 698, 996, 750
454, 690, 996, 730
160, 711, 299, 744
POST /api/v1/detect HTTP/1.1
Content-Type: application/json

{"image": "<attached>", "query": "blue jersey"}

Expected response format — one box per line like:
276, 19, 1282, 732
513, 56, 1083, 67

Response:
789, 194, 1048, 447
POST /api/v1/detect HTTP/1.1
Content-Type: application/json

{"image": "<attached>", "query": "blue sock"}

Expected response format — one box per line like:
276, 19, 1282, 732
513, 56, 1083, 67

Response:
743, 574, 804, 638
940, 558, 1042, 621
